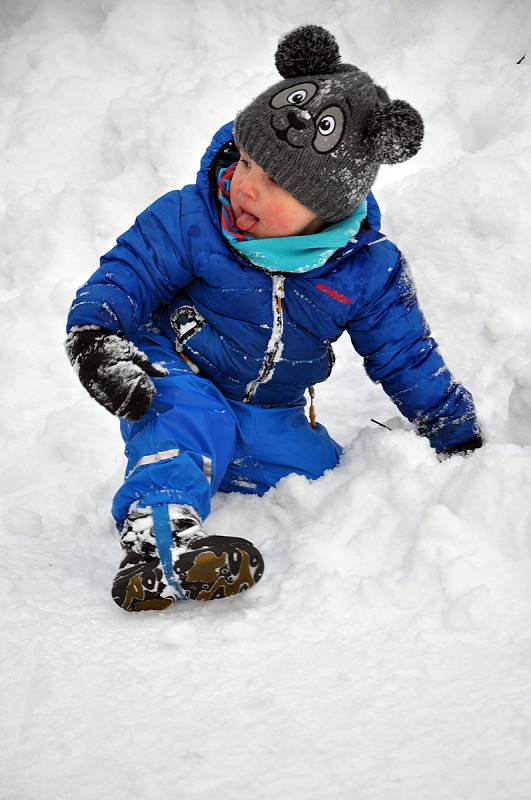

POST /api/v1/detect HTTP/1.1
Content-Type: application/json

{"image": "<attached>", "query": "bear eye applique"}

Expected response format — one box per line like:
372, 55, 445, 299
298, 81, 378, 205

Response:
318, 115, 335, 134
270, 82, 318, 109
313, 106, 345, 153
287, 88, 308, 104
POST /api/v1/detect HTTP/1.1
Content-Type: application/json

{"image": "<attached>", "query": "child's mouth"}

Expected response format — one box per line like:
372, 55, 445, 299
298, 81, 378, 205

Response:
236, 211, 259, 232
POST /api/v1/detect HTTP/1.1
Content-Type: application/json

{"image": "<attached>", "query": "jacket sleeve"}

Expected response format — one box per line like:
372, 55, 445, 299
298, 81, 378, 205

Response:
66, 190, 193, 338
346, 242, 481, 452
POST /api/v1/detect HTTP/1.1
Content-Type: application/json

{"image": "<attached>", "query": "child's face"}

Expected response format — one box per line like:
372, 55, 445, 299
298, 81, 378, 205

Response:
230, 151, 324, 239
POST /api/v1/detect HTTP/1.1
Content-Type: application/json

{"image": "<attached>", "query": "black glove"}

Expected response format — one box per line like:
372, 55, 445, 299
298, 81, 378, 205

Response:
442, 434, 483, 458
65, 327, 168, 421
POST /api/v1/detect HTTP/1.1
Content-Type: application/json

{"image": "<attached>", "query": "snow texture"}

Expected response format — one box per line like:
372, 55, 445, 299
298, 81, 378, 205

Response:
1, 2, 531, 799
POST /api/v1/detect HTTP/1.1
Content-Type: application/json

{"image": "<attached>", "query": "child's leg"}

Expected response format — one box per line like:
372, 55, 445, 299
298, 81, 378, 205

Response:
111, 331, 238, 530
219, 400, 342, 496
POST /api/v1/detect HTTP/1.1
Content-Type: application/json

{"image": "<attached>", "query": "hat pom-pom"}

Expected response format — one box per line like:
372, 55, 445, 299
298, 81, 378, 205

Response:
364, 99, 424, 164
275, 25, 342, 78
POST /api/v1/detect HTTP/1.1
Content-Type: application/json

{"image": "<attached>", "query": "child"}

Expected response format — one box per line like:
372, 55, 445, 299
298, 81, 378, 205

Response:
65, 25, 482, 612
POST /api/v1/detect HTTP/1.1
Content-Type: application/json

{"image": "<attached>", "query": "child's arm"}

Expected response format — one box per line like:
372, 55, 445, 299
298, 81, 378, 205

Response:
65, 191, 193, 419
347, 245, 482, 454
67, 190, 193, 338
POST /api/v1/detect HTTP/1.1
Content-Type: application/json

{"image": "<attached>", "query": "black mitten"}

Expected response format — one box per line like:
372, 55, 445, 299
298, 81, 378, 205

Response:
65, 327, 168, 421
442, 434, 483, 458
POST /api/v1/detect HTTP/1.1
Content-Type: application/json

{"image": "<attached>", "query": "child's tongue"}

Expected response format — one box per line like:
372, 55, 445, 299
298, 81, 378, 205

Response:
236, 211, 259, 232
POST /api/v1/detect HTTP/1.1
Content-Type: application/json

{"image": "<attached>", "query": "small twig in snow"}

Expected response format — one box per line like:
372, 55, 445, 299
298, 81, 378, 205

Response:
371, 418, 392, 431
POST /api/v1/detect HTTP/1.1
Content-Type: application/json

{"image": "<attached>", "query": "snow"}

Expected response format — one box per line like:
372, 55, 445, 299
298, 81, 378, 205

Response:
1, 1, 531, 798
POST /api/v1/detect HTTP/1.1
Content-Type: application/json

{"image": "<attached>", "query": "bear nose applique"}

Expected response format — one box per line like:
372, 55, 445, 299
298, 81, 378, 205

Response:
287, 110, 307, 130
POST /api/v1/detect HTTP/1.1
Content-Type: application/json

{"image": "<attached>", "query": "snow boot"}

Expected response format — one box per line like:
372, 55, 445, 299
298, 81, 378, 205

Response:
112, 504, 264, 611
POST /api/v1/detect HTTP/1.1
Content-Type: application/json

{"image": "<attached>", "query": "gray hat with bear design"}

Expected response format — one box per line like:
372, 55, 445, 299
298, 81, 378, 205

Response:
233, 25, 424, 223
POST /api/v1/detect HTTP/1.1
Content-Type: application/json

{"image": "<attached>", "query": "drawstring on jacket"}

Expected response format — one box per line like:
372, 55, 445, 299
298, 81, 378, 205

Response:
308, 386, 316, 429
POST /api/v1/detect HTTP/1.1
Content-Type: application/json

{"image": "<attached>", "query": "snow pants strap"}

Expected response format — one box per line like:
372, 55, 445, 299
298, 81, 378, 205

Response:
151, 504, 188, 601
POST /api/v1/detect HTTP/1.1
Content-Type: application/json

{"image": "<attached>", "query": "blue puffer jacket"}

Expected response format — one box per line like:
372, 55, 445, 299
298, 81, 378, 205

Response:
67, 121, 480, 452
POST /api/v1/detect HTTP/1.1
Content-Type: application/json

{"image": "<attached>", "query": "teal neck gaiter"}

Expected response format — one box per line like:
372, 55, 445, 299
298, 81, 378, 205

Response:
218, 163, 367, 274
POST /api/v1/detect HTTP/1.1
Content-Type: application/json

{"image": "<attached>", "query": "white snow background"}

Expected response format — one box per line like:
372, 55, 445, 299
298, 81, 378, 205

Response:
1, 1, 531, 798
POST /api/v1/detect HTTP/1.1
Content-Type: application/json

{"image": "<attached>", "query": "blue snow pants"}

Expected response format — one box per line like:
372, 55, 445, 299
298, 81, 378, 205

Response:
111, 331, 342, 529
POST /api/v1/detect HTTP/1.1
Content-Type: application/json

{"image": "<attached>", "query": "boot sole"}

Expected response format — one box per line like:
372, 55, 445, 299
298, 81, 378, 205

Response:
112, 537, 264, 611
175, 536, 264, 601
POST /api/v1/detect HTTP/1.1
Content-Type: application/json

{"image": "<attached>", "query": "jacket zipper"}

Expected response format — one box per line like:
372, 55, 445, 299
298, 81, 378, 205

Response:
243, 275, 285, 402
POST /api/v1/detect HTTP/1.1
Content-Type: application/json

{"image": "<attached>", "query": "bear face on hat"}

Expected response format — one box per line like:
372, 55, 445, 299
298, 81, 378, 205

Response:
233, 25, 424, 222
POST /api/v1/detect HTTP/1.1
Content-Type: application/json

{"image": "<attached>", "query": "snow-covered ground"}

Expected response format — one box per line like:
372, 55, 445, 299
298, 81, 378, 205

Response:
1, 1, 531, 798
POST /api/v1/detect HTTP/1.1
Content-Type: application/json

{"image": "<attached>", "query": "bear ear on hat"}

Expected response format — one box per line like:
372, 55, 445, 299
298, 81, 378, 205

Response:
364, 99, 424, 164
275, 25, 342, 78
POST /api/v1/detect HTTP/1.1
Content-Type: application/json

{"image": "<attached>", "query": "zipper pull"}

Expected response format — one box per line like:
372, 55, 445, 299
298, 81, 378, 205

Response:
276, 282, 284, 315
308, 386, 317, 429
179, 352, 200, 374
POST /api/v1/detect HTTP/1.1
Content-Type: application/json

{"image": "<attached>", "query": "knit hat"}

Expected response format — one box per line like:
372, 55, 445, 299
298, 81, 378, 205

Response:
233, 25, 424, 222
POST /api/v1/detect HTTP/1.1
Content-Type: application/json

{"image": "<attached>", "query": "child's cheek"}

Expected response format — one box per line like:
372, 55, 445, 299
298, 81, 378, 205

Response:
264, 201, 297, 234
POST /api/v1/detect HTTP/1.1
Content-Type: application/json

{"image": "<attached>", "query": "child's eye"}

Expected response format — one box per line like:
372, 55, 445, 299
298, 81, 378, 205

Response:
240, 158, 250, 169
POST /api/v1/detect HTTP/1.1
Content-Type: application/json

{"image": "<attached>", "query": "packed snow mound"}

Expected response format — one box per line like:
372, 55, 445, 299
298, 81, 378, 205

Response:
1, 2, 531, 799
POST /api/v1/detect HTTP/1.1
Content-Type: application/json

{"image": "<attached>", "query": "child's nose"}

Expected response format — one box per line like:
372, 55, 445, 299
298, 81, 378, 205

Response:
240, 170, 260, 199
